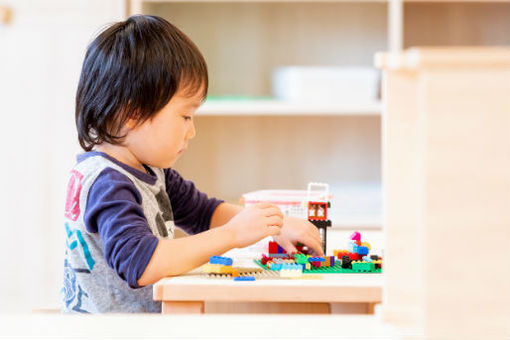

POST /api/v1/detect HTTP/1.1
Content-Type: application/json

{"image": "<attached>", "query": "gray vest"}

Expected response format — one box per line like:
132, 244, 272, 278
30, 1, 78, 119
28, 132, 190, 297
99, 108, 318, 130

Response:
62, 155, 175, 313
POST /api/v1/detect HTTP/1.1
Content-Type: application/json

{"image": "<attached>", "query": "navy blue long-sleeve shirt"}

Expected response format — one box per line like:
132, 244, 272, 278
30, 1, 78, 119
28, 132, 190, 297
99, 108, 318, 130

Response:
62, 151, 223, 313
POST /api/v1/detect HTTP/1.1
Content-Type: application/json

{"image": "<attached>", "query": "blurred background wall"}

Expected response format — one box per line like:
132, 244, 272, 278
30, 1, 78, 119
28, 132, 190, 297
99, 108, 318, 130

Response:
0, 0, 125, 312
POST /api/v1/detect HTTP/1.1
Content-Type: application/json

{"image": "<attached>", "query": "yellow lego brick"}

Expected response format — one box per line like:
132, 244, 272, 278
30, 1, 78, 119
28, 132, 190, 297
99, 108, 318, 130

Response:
361, 242, 371, 250
220, 265, 233, 274
202, 263, 233, 274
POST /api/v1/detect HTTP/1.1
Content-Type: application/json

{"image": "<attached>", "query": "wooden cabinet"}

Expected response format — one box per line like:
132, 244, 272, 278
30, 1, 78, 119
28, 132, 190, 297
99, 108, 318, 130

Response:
377, 47, 510, 339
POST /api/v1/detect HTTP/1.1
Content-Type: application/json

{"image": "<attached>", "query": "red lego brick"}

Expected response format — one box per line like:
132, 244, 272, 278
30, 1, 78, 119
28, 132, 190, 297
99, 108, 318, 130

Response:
268, 241, 278, 254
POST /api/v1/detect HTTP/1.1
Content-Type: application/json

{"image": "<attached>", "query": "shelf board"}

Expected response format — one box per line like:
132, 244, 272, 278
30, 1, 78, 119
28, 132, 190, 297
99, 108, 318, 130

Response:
141, 0, 509, 3
196, 100, 381, 116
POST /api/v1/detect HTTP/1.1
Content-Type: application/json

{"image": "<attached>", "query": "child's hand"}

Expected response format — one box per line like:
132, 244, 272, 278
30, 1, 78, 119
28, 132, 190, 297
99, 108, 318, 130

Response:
272, 216, 324, 256
225, 203, 284, 248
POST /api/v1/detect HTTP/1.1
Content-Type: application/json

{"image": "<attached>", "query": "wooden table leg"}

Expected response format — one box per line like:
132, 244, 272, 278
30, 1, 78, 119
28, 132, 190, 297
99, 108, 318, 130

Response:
162, 301, 204, 314
367, 303, 376, 314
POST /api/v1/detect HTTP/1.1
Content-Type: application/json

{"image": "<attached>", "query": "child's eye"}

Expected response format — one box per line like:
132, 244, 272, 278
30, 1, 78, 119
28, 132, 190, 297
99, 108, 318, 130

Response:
183, 115, 192, 121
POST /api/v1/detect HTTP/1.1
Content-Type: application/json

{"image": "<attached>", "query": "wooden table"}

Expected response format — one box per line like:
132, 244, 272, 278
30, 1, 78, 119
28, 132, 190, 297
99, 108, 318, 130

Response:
153, 270, 383, 314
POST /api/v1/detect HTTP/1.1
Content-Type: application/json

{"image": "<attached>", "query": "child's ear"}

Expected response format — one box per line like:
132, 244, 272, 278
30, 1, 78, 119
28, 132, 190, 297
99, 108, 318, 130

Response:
124, 117, 138, 130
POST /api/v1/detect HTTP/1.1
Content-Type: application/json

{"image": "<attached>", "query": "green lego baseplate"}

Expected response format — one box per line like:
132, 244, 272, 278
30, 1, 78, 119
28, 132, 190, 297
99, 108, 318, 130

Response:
254, 259, 382, 274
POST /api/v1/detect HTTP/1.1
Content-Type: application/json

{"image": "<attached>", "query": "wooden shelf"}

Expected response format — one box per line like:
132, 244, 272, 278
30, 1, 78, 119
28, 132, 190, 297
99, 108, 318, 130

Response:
134, 0, 509, 6
197, 100, 382, 116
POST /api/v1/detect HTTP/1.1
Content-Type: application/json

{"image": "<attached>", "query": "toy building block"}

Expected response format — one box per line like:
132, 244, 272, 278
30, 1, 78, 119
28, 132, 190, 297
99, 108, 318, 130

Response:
209, 256, 233, 266
325, 256, 335, 267
350, 231, 361, 241
233, 276, 255, 281
361, 241, 371, 250
270, 263, 283, 271
373, 259, 383, 269
294, 253, 308, 264
308, 256, 325, 262
352, 261, 375, 273
202, 263, 233, 275
341, 255, 352, 269
306, 183, 332, 253
268, 241, 279, 254
357, 246, 369, 256
280, 263, 303, 278
362, 256, 372, 262
295, 243, 312, 255
268, 241, 287, 255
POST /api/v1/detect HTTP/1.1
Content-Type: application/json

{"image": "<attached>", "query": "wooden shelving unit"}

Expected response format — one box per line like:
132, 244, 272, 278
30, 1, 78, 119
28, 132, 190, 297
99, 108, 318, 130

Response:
127, 0, 509, 229
197, 100, 382, 116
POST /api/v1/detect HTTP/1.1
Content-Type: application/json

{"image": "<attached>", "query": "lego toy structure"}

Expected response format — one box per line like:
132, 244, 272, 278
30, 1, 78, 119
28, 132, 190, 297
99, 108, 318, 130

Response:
255, 231, 382, 276
306, 182, 332, 253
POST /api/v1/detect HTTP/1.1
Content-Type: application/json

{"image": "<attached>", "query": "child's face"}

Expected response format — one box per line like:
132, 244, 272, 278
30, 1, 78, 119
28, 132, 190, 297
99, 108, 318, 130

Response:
124, 88, 202, 169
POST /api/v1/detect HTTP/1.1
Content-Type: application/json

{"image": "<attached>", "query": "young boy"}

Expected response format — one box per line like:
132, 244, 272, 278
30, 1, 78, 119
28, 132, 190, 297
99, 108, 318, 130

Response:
62, 15, 323, 313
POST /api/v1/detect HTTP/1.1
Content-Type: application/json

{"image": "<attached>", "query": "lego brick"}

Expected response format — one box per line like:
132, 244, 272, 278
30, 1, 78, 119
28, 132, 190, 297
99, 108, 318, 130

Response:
361, 241, 371, 250
268, 241, 278, 254
357, 246, 369, 256
202, 263, 233, 274
209, 256, 233, 266
352, 261, 375, 273
294, 253, 308, 264
233, 276, 255, 281
308, 257, 325, 262
341, 255, 352, 269
350, 231, 361, 241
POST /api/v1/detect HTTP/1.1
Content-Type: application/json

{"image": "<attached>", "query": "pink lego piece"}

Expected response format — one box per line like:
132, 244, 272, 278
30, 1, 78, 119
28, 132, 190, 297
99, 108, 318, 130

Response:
350, 231, 361, 241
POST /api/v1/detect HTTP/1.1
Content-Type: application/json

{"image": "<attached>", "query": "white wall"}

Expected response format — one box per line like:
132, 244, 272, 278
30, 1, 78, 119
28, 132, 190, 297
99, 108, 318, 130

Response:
0, 0, 125, 312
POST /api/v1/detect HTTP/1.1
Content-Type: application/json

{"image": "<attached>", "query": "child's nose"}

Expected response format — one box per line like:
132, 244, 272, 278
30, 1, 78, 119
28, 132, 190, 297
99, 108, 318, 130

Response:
186, 121, 196, 140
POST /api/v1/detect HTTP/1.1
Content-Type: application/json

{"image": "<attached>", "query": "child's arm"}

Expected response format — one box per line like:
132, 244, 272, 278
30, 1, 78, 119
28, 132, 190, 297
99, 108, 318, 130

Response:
209, 202, 242, 229
137, 202, 282, 286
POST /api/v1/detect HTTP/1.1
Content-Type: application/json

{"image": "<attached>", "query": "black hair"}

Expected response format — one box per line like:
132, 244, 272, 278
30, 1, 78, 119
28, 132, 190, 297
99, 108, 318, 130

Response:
76, 15, 208, 151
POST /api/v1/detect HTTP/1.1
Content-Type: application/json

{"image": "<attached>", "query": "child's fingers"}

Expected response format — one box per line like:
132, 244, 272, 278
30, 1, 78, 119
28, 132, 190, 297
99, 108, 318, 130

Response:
277, 238, 298, 255
264, 206, 284, 218
267, 225, 282, 236
308, 227, 322, 246
266, 215, 283, 227
305, 221, 322, 245
303, 237, 324, 257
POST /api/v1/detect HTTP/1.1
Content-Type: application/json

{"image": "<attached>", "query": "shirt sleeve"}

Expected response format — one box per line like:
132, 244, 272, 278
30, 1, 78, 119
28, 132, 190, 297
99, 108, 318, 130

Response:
84, 168, 158, 289
164, 168, 224, 235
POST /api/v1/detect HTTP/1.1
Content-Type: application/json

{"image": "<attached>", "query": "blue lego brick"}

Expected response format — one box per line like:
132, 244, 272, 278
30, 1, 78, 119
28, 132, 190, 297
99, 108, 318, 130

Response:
271, 263, 283, 271
308, 256, 325, 262
233, 276, 255, 281
357, 246, 369, 256
209, 256, 233, 266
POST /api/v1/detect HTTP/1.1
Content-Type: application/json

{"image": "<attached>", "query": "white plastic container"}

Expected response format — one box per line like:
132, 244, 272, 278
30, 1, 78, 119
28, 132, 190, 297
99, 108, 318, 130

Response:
240, 188, 333, 220
272, 66, 379, 103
